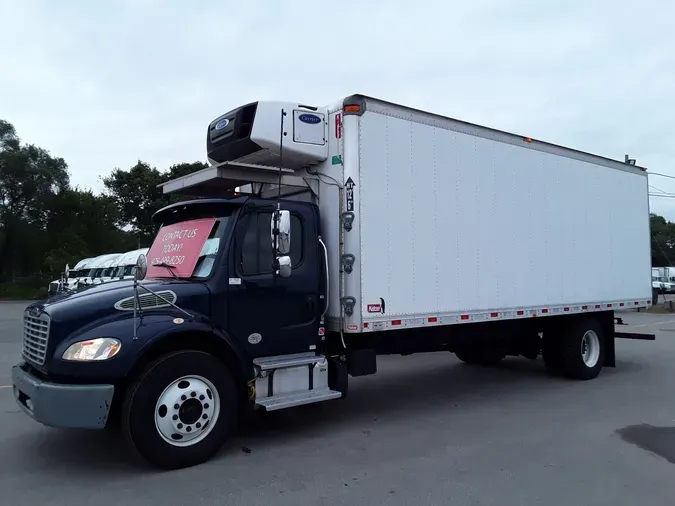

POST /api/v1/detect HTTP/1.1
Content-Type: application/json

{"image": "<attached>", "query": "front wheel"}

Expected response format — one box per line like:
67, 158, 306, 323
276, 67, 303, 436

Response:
121, 350, 238, 470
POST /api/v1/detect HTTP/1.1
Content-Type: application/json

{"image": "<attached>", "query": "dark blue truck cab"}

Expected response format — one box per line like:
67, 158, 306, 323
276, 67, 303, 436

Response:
12, 195, 343, 469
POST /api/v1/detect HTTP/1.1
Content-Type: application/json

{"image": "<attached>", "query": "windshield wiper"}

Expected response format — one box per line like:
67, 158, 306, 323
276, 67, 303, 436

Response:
153, 262, 177, 278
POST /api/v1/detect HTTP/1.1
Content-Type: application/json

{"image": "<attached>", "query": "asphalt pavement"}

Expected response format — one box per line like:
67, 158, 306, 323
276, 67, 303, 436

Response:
1, 303, 675, 505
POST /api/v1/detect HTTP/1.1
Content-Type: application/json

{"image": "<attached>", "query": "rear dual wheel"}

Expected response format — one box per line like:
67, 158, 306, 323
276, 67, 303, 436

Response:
542, 318, 605, 380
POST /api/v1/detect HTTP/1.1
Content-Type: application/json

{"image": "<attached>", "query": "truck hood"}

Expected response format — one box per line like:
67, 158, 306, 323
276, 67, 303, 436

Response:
27, 278, 211, 330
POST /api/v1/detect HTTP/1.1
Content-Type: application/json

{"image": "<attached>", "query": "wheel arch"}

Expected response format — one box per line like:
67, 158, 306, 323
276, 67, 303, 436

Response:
114, 330, 253, 419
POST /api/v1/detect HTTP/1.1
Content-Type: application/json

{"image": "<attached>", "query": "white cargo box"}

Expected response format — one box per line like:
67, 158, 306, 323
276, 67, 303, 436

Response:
160, 95, 653, 335
318, 96, 652, 333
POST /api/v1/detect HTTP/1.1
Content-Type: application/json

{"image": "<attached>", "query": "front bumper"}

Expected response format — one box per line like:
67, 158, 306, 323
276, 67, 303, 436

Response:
11, 363, 115, 429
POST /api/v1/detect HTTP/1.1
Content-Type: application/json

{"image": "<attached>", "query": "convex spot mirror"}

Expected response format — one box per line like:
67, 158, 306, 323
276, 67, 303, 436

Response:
277, 255, 292, 278
270, 210, 291, 255
135, 254, 148, 281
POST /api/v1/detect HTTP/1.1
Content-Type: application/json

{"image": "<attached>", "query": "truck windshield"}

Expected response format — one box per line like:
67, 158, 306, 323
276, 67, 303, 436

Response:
146, 215, 232, 279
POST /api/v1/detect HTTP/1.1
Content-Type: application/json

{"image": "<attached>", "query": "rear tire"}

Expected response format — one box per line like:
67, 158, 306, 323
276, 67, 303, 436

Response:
121, 350, 238, 470
545, 318, 605, 380
454, 348, 504, 366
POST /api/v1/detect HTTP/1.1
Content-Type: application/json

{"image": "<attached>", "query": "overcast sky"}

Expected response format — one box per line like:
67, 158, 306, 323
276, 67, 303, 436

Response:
1, 0, 674, 216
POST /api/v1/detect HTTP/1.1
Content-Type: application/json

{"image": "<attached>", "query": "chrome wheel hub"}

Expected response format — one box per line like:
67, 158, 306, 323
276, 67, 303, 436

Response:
154, 375, 220, 447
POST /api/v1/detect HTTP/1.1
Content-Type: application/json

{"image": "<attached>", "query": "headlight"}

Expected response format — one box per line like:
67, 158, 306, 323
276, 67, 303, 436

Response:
62, 338, 121, 361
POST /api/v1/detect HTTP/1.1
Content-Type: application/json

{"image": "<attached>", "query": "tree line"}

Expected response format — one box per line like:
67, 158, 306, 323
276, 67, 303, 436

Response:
1, 118, 674, 293
0, 119, 205, 293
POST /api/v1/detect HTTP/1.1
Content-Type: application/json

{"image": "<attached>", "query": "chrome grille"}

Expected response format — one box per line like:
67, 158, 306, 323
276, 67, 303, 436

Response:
22, 311, 51, 365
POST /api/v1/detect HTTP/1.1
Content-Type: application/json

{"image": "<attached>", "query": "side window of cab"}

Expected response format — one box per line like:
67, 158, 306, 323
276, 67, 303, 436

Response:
240, 211, 303, 276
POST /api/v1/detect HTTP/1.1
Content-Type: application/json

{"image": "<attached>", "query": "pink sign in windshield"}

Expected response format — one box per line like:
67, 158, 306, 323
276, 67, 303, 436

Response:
146, 218, 217, 278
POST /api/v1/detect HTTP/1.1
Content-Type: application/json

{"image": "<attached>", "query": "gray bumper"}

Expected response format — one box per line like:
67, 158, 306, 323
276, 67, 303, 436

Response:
11, 364, 115, 429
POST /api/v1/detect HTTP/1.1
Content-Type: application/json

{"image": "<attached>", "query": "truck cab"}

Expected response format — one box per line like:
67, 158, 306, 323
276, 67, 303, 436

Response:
146, 195, 326, 358
12, 100, 340, 470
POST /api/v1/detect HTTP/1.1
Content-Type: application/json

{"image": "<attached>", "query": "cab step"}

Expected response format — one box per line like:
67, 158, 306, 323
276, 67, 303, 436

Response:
253, 352, 323, 370
253, 352, 342, 411
256, 388, 342, 411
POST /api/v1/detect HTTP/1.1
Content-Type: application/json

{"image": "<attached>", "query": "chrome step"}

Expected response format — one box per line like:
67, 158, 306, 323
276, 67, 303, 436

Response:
256, 388, 342, 411
253, 352, 324, 371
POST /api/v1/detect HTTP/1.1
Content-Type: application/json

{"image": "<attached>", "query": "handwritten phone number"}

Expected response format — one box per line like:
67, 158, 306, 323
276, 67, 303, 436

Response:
151, 256, 185, 266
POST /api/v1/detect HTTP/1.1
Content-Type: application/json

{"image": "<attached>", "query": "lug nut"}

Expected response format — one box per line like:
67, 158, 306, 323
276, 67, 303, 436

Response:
177, 423, 183, 429
204, 403, 209, 409
196, 422, 201, 428
202, 414, 208, 420
181, 395, 187, 401
199, 395, 205, 400
174, 404, 180, 409
186, 426, 192, 432
191, 391, 196, 397
172, 415, 178, 421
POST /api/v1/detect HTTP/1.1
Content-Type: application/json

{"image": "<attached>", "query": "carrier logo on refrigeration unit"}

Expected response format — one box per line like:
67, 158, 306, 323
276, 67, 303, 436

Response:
298, 113, 322, 125
214, 118, 230, 130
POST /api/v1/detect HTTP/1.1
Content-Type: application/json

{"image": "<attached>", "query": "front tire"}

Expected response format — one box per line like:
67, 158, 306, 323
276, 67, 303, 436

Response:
121, 350, 238, 470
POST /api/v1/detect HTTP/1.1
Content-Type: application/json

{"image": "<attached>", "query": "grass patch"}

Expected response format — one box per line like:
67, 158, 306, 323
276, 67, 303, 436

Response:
643, 304, 674, 314
0, 282, 48, 301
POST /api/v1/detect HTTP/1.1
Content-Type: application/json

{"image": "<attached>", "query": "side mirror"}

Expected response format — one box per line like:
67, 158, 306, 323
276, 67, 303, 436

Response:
135, 254, 148, 281
64, 264, 70, 282
270, 210, 291, 255
277, 255, 292, 278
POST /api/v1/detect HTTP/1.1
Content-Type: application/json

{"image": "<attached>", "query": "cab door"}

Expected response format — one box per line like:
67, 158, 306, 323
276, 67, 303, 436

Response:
226, 206, 321, 357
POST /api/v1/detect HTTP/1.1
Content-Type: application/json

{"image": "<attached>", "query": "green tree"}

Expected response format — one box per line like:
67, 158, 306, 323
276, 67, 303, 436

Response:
102, 160, 207, 245
0, 120, 69, 280
41, 189, 137, 273
650, 213, 675, 266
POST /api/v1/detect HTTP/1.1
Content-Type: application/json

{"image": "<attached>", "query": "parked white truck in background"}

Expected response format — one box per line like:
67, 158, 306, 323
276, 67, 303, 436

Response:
93, 255, 125, 284
652, 267, 675, 293
109, 248, 150, 280
14, 94, 655, 470
48, 250, 150, 295
78, 253, 122, 285
47, 257, 94, 294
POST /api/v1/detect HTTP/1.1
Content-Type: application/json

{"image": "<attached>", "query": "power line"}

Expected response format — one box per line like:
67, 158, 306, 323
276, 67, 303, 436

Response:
648, 184, 675, 199
650, 184, 670, 193
649, 185, 673, 195
652, 232, 673, 266
648, 172, 675, 181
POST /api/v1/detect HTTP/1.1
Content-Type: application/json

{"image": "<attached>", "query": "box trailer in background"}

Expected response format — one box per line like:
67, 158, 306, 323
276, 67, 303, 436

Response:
13, 94, 655, 470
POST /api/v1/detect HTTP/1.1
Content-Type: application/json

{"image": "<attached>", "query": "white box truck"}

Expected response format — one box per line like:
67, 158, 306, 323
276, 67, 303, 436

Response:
12, 94, 655, 470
